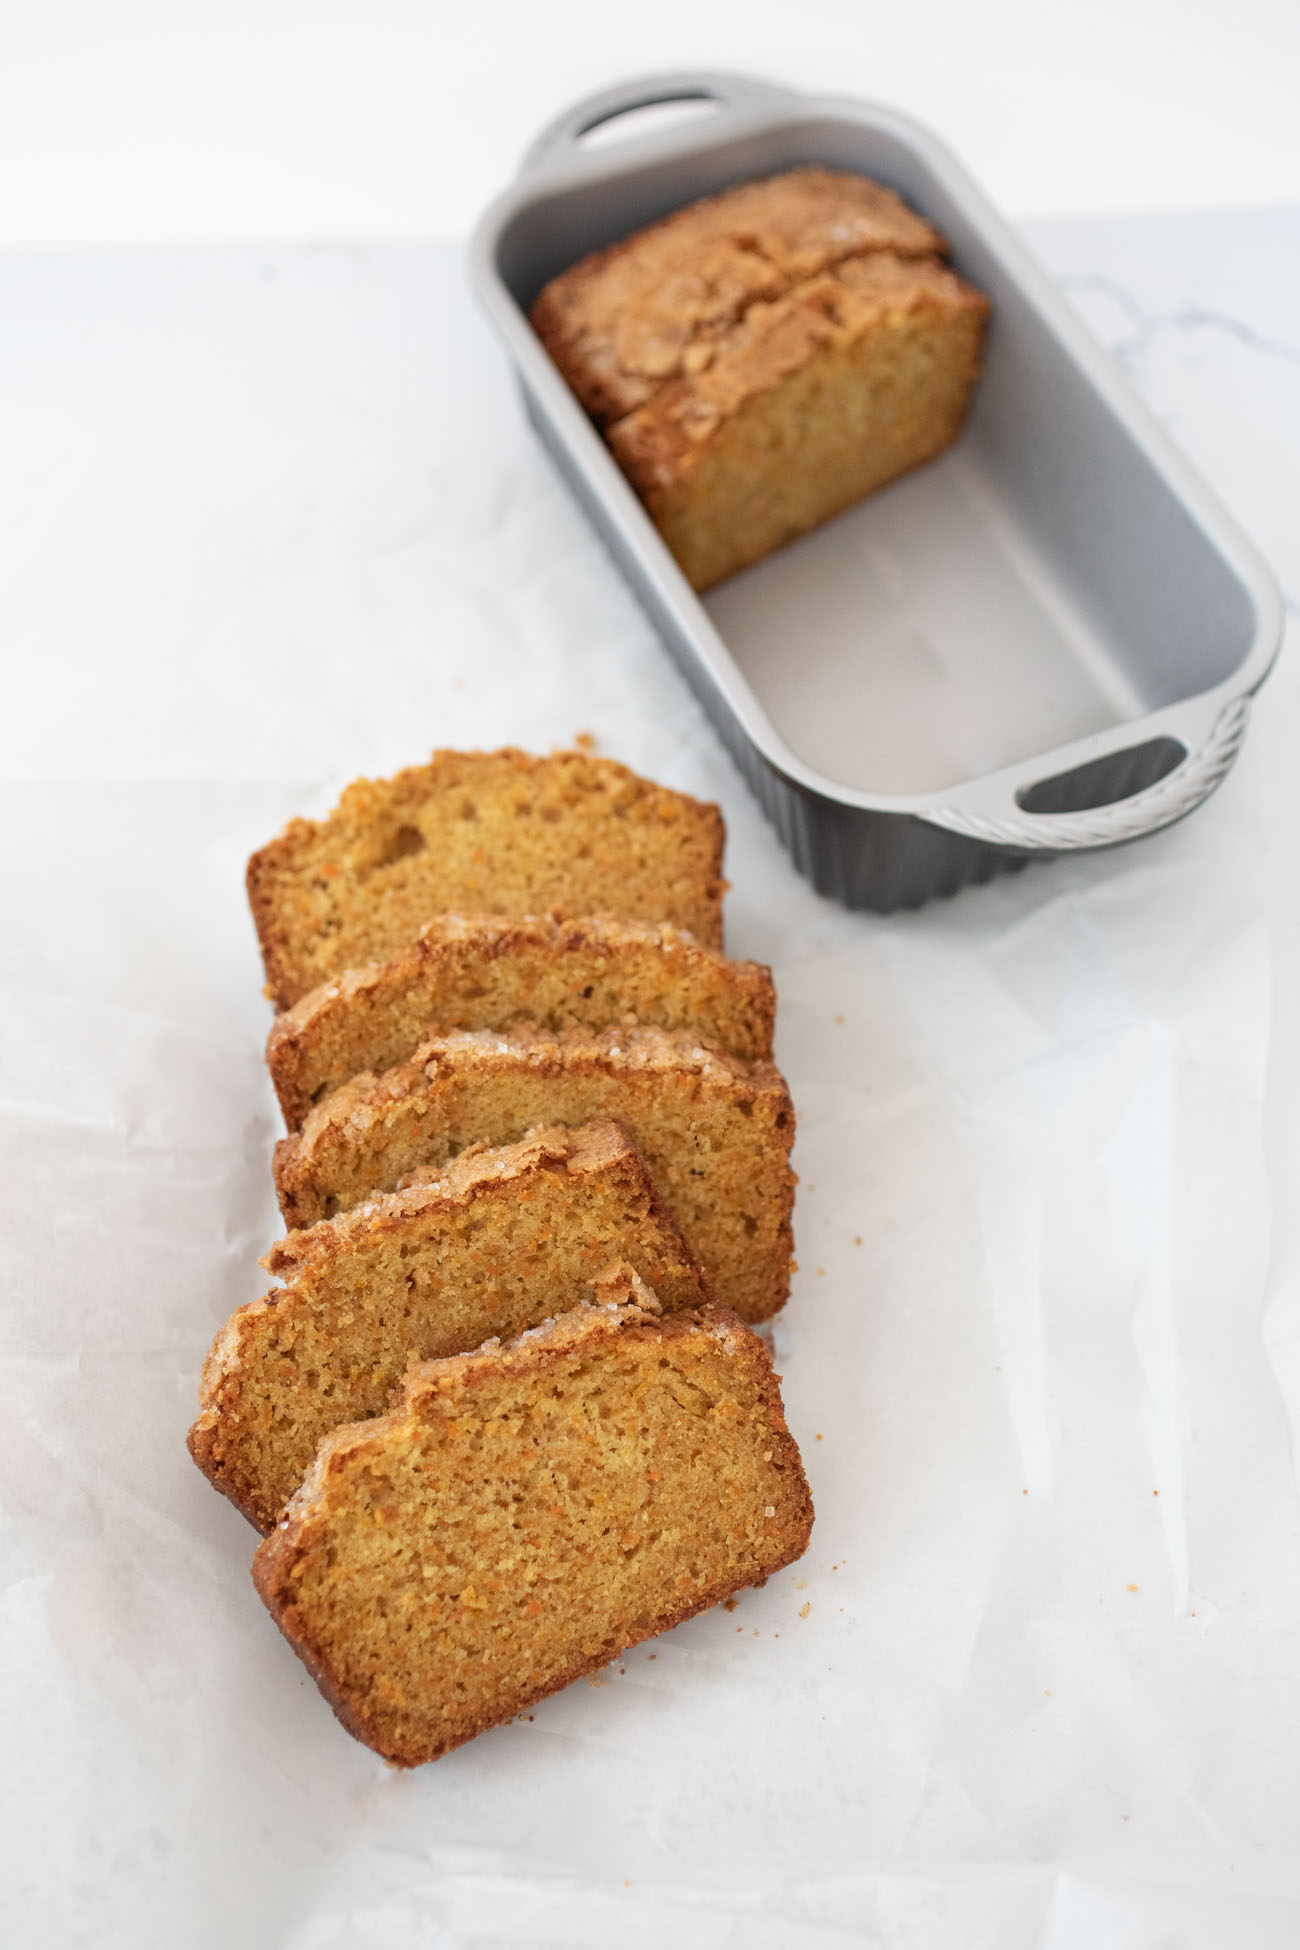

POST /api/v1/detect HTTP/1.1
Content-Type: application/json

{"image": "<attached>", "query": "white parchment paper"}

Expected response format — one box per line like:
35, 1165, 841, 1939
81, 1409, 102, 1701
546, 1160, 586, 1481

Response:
2, 215, 1299, 1948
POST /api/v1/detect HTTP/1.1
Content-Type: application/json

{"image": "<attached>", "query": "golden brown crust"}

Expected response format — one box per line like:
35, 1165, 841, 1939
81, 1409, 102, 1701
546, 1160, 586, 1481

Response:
530, 166, 943, 426
271, 1025, 796, 1320
531, 168, 989, 591
265, 912, 775, 1131
188, 1121, 715, 1533
247, 749, 727, 1011
251, 1285, 813, 1765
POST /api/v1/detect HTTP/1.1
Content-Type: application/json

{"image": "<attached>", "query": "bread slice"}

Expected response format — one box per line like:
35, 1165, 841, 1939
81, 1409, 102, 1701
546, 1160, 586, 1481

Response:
266, 914, 776, 1131
188, 1121, 712, 1533
531, 168, 988, 590
273, 1026, 796, 1320
251, 1266, 814, 1766
248, 748, 726, 1011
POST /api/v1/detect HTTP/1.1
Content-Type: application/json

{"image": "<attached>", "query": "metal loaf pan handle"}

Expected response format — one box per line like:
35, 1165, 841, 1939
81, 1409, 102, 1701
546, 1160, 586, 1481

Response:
519, 70, 800, 176
925, 696, 1252, 852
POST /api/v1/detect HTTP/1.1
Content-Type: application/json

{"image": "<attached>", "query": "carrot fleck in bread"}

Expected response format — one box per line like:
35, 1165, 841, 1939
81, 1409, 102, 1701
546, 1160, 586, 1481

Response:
248, 749, 727, 1011
531, 167, 989, 589
251, 1266, 814, 1766
188, 1121, 712, 1533
272, 1025, 796, 1320
266, 913, 776, 1131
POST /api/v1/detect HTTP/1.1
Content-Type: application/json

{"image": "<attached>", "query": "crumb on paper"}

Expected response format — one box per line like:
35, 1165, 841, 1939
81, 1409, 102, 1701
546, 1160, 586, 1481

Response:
723, 1597, 738, 1612
799, 1603, 811, 1620
1127, 1584, 1139, 1593
853, 1235, 861, 1246
573, 730, 597, 750
815, 1433, 824, 1441
834, 1014, 845, 1024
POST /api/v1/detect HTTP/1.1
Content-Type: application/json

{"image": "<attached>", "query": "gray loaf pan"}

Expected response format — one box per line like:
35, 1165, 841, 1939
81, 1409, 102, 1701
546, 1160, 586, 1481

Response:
471, 71, 1284, 911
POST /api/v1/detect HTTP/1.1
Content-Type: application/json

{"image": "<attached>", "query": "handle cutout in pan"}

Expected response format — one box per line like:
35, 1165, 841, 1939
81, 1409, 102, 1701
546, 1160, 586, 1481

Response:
1015, 737, 1188, 816
577, 94, 723, 151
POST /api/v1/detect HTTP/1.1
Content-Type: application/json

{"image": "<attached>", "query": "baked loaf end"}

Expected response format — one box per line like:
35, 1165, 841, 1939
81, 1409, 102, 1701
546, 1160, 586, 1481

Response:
189, 1119, 711, 1532
251, 1267, 814, 1766
247, 749, 727, 1011
531, 168, 989, 590
266, 913, 776, 1132
272, 1025, 797, 1321
612, 252, 988, 591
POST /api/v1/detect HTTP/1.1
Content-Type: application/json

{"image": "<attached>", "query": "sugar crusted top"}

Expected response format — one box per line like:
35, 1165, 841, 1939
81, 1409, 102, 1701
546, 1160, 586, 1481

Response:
531, 168, 944, 426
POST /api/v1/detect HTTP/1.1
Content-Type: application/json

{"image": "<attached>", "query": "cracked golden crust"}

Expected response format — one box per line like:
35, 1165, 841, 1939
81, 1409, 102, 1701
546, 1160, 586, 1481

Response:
608, 252, 988, 501
265, 912, 775, 1131
531, 168, 989, 591
530, 166, 943, 426
247, 748, 727, 1011
251, 1288, 814, 1766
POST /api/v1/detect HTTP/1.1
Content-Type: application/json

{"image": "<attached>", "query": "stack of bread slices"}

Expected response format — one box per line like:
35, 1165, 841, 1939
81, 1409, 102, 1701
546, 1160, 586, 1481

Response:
190, 747, 812, 1766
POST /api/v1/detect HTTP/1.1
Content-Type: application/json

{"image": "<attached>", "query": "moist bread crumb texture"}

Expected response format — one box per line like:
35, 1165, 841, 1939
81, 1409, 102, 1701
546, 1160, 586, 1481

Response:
531, 166, 990, 590
272, 1025, 796, 1321
189, 1120, 714, 1533
252, 1271, 814, 1766
248, 748, 727, 1011
266, 913, 776, 1131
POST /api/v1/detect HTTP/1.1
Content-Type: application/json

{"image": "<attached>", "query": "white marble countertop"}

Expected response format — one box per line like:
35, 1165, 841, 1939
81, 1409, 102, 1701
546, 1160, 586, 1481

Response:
1, 206, 1298, 1949
2, 3, 1299, 241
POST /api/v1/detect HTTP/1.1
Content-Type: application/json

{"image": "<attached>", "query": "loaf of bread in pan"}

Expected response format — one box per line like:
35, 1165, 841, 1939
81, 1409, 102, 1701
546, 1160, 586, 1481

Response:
272, 1024, 796, 1321
531, 167, 989, 589
189, 1119, 711, 1533
248, 749, 727, 1011
266, 913, 775, 1131
251, 1266, 813, 1766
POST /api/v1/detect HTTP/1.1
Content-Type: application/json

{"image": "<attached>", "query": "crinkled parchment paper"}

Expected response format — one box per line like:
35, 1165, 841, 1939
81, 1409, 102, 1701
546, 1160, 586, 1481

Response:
2, 216, 1299, 1948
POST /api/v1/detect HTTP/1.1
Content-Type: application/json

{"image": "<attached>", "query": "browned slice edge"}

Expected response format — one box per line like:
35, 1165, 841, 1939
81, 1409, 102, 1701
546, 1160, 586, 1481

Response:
265, 913, 776, 1130
246, 748, 727, 1010
270, 1026, 796, 1321
188, 1120, 713, 1532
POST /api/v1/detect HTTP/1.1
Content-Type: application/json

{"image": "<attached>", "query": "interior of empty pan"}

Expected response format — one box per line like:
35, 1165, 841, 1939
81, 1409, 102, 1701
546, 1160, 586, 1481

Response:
473, 73, 1283, 889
